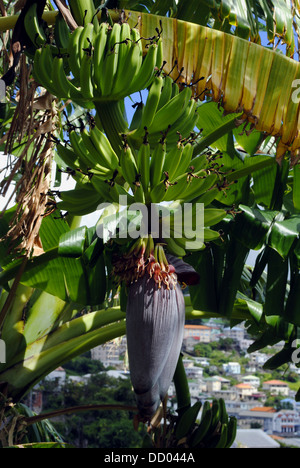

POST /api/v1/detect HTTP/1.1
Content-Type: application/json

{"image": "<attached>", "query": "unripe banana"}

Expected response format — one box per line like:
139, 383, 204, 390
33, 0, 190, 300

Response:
89, 125, 119, 170
214, 423, 228, 449
163, 142, 184, 180
157, 74, 173, 111
67, 26, 84, 81
52, 55, 82, 101
147, 86, 192, 135
225, 416, 237, 448
190, 401, 212, 447
69, 129, 94, 168
113, 26, 142, 98
126, 40, 159, 97
101, 23, 121, 97
24, 2, 47, 48
78, 22, 94, 67
137, 138, 151, 195
54, 11, 70, 50
175, 401, 202, 440
119, 141, 139, 190
134, 75, 164, 137
69, 0, 96, 26
56, 142, 85, 172
93, 21, 109, 95
33, 47, 56, 94
150, 139, 166, 189
164, 237, 186, 258
80, 52, 94, 100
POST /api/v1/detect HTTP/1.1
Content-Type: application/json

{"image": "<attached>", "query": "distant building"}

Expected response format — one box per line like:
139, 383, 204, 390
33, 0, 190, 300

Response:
263, 380, 290, 397
242, 375, 260, 389
273, 410, 300, 435
91, 337, 127, 368
234, 383, 256, 400
45, 366, 66, 387
222, 362, 241, 375
223, 326, 245, 342
205, 377, 222, 393
183, 325, 211, 343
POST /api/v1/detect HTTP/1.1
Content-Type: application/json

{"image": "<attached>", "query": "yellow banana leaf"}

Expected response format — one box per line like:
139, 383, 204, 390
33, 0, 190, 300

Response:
124, 10, 300, 164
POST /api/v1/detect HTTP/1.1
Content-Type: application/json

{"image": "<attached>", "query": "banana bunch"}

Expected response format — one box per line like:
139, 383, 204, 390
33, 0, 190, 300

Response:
56, 184, 104, 216
127, 74, 199, 149
33, 20, 162, 105
175, 398, 237, 449
65, 125, 119, 178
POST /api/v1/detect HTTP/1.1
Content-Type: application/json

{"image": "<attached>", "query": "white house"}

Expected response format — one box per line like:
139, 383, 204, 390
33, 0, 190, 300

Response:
273, 410, 300, 435
242, 375, 260, 389
222, 361, 241, 375
263, 380, 290, 397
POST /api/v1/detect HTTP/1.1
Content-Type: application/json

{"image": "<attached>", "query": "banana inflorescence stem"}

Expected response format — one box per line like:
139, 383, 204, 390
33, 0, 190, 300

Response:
94, 101, 129, 156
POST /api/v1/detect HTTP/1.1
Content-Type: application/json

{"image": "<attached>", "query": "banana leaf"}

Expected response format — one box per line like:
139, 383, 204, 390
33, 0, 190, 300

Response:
122, 10, 300, 163
0, 214, 106, 306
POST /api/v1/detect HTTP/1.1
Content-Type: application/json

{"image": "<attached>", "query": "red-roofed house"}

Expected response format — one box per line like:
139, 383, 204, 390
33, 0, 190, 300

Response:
235, 383, 256, 399
263, 380, 290, 396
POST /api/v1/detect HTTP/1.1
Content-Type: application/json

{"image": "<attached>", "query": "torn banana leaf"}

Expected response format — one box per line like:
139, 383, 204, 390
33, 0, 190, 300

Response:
124, 10, 300, 163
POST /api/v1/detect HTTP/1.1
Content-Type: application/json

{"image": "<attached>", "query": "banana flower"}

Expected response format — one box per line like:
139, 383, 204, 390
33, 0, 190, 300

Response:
113, 238, 199, 419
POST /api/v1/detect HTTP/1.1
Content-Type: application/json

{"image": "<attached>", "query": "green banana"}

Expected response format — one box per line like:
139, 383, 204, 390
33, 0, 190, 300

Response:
218, 398, 228, 425
57, 185, 103, 216
67, 26, 84, 81
69, 0, 97, 26
173, 143, 194, 180
24, 2, 47, 48
129, 102, 144, 132
181, 173, 218, 202
69, 129, 94, 168
80, 52, 94, 100
164, 236, 186, 257
157, 74, 173, 111
190, 401, 212, 447
93, 22, 110, 95
101, 23, 121, 97
147, 86, 192, 135
89, 125, 119, 170
33, 47, 56, 94
163, 142, 184, 180
110, 182, 135, 205
80, 128, 115, 177
119, 142, 139, 190
113, 25, 142, 98
135, 75, 164, 136
130, 40, 160, 94
161, 172, 190, 202
214, 423, 228, 449
56, 142, 85, 172
78, 22, 95, 67
137, 138, 151, 195
164, 99, 198, 146
150, 139, 166, 189
54, 11, 71, 50
52, 55, 82, 101
175, 401, 202, 441
209, 399, 220, 435
225, 416, 237, 448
